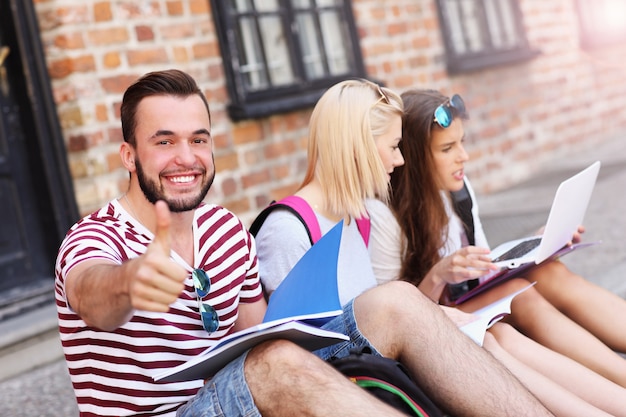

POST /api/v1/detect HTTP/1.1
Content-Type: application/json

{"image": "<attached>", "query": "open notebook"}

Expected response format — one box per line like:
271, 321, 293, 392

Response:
154, 221, 348, 382
490, 161, 601, 269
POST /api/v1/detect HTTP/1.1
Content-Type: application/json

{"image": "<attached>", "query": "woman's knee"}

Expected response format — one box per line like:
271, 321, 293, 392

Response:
509, 280, 550, 309
528, 261, 580, 286
488, 323, 523, 351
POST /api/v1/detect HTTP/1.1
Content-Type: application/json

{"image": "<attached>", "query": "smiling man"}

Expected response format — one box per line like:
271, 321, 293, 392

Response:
54, 69, 412, 417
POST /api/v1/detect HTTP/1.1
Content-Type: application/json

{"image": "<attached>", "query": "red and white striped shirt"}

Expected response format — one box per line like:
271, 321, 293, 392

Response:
55, 200, 263, 417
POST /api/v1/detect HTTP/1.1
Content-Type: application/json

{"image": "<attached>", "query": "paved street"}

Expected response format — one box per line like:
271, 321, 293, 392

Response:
0, 359, 77, 417
0, 134, 624, 417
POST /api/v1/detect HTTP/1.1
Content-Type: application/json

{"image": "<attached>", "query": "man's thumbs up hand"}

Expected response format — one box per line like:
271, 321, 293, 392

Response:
128, 201, 188, 312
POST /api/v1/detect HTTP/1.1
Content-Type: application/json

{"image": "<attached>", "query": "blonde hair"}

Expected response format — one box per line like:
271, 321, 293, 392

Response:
301, 79, 403, 219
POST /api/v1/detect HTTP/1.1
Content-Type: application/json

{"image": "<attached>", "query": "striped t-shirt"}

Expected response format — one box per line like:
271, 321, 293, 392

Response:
55, 199, 263, 416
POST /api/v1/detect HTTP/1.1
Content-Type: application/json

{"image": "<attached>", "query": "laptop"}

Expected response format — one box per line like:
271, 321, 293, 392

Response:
489, 161, 601, 269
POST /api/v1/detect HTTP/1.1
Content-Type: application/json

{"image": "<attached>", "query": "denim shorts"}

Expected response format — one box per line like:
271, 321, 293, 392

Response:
176, 351, 260, 417
314, 298, 381, 360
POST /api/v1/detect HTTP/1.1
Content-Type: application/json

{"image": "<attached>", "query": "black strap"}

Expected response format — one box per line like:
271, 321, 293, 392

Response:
450, 181, 475, 246
447, 181, 479, 300
249, 201, 316, 245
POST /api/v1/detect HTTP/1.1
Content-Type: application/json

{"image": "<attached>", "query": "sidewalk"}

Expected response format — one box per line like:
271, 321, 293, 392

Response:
0, 135, 624, 417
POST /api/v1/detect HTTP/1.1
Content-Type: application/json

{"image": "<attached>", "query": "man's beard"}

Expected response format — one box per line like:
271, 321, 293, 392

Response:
134, 157, 215, 212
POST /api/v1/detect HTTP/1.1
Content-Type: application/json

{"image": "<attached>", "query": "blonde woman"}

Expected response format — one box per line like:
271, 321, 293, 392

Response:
254, 79, 614, 416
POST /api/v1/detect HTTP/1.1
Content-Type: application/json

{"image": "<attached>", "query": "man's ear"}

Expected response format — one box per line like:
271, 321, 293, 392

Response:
120, 142, 136, 172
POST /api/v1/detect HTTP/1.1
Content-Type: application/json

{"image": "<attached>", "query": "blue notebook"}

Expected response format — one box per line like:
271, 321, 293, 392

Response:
263, 220, 344, 326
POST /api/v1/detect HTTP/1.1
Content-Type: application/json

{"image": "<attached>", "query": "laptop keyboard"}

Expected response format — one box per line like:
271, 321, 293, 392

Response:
492, 237, 542, 263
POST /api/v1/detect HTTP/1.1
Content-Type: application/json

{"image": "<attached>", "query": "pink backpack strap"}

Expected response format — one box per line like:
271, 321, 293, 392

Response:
355, 216, 370, 247
250, 195, 370, 246
274, 196, 322, 243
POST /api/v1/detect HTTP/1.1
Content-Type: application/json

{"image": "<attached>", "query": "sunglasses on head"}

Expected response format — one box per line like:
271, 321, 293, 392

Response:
374, 83, 391, 105
192, 268, 219, 334
433, 94, 466, 128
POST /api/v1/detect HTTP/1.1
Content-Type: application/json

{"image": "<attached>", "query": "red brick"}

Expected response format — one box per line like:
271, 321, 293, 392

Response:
135, 25, 154, 42
192, 42, 213, 59
107, 152, 124, 172
100, 74, 139, 94
48, 55, 95, 79
221, 177, 238, 196
48, 57, 72, 79
215, 152, 239, 171
172, 46, 189, 63
58, 106, 84, 128
222, 198, 250, 216
103, 52, 121, 68
243, 148, 262, 166
268, 184, 300, 202
94, 2, 113, 22
108, 127, 124, 143
161, 24, 195, 40
212, 132, 231, 150
271, 163, 291, 180
232, 122, 264, 145
54, 32, 85, 49
95, 103, 108, 122
242, 169, 270, 189
264, 140, 297, 159
166, 1, 184, 16
112, 101, 122, 119
87, 27, 130, 45
68, 134, 88, 152
190, 0, 209, 15
53, 83, 77, 104
127, 48, 168, 66
388, 22, 408, 36
72, 55, 96, 73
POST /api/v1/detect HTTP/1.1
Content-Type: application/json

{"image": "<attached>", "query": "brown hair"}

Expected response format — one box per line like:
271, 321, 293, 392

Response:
390, 89, 468, 285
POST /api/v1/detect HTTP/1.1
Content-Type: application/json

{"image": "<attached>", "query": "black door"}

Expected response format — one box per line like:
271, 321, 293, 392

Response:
0, 41, 44, 293
0, 0, 79, 316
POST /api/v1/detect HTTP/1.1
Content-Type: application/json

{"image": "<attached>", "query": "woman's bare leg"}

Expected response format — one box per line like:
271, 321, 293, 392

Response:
529, 260, 626, 352
482, 331, 612, 417
490, 322, 626, 417
458, 278, 626, 387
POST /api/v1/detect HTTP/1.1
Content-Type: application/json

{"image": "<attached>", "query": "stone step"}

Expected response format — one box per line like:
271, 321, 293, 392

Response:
0, 303, 63, 382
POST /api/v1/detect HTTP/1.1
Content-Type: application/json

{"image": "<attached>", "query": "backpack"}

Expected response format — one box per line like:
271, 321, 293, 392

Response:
250, 196, 444, 416
328, 347, 444, 417
249, 195, 370, 246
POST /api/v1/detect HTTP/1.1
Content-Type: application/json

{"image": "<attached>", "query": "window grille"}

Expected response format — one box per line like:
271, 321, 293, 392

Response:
436, 0, 539, 74
211, 0, 366, 121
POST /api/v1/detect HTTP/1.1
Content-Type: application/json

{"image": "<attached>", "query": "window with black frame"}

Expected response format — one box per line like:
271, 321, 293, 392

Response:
576, 0, 626, 49
435, 0, 539, 74
210, 0, 366, 121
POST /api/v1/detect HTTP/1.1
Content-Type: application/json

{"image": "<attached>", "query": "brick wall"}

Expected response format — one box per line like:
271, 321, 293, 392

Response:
34, 0, 626, 224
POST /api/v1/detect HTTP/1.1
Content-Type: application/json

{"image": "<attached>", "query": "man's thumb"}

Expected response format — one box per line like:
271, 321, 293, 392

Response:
153, 200, 171, 255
